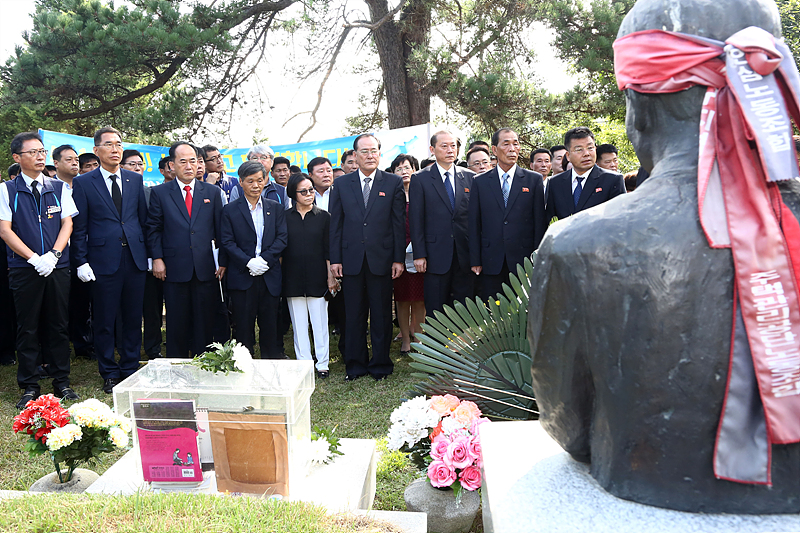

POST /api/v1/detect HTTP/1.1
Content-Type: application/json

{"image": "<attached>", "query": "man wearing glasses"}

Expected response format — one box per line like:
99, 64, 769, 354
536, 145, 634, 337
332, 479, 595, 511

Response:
71, 127, 149, 394
0, 132, 79, 409
202, 145, 238, 202
465, 146, 492, 174
329, 134, 405, 381
230, 145, 289, 208
545, 127, 626, 221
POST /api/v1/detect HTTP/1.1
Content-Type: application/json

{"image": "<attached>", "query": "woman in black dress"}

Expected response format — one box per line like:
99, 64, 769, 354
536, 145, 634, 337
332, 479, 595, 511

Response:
283, 174, 337, 378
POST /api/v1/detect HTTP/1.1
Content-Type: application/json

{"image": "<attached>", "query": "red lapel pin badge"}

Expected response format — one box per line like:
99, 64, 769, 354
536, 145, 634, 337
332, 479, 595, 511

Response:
522, 187, 529, 192
204, 198, 211, 203
595, 187, 602, 193
379, 191, 385, 196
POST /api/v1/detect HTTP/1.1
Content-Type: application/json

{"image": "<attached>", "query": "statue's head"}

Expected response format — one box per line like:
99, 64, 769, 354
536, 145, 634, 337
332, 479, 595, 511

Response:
617, 0, 781, 171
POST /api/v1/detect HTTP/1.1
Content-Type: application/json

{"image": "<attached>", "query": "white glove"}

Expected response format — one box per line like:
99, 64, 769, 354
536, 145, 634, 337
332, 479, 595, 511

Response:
147, 258, 153, 272
38, 251, 58, 277
247, 257, 268, 276
77, 263, 96, 282
254, 256, 269, 273
27, 253, 42, 270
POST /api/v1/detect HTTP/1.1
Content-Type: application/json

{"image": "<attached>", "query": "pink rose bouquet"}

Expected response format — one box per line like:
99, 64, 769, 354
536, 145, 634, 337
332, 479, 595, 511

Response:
387, 394, 490, 498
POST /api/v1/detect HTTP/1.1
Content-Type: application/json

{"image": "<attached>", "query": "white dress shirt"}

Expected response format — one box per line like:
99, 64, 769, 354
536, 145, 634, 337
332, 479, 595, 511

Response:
358, 169, 378, 194
99, 165, 123, 196
497, 164, 517, 189
178, 178, 196, 201
315, 188, 331, 211
571, 168, 592, 194
436, 162, 456, 193
247, 197, 264, 256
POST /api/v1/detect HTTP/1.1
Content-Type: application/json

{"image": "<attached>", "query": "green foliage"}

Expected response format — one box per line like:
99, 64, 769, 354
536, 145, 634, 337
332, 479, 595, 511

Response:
183, 340, 244, 375
409, 258, 538, 421
778, 0, 800, 60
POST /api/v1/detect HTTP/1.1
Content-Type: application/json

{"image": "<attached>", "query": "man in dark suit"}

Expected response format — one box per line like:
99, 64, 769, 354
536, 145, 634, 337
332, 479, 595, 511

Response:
147, 142, 227, 358
469, 128, 548, 301
329, 134, 405, 381
221, 161, 287, 358
409, 130, 475, 316
72, 127, 149, 394
546, 127, 626, 220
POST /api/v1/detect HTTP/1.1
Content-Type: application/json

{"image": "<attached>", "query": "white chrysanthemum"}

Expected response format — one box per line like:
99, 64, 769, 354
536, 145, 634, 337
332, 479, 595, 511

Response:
232, 343, 252, 365
404, 426, 429, 447
109, 426, 129, 448
309, 437, 333, 464
114, 415, 132, 434
69, 399, 116, 429
46, 424, 82, 451
441, 416, 465, 435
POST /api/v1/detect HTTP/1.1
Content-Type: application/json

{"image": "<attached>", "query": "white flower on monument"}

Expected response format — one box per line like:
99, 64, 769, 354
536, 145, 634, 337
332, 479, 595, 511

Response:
231, 342, 254, 373
309, 437, 333, 464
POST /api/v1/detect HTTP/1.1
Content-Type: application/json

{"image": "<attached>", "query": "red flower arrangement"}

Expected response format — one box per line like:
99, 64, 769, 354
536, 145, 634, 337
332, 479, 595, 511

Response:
12, 394, 71, 444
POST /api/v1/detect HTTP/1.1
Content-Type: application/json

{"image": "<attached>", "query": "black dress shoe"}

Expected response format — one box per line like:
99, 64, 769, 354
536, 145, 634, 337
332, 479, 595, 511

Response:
103, 378, 119, 394
317, 370, 329, 379
16, 389, 40, 410
344, 374, 362, 382
54, 387, 79, 401
371, 374, 388, 381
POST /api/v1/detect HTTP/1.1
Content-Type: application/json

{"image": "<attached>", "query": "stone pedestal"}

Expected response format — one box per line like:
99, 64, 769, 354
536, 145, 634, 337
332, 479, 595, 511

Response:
404, 478, 480, 533
29, 469, 99, 494
480, 421, 800, 533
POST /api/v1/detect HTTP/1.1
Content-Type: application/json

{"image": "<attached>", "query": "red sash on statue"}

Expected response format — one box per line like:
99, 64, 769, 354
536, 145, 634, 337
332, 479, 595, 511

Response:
614, 27, 800, 485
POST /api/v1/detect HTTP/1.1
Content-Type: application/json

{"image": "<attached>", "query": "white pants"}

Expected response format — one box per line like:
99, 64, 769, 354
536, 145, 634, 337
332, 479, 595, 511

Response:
287, 297, 329, 371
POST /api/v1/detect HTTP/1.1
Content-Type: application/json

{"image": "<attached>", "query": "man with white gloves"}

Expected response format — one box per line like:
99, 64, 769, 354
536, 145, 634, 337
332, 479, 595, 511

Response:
0, 132, 79, 409
71, 127, 149, 394
220, 161, 287, 358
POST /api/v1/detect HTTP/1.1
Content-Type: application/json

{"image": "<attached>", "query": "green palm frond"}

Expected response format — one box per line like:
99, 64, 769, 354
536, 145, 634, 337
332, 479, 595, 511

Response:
409, 257, 538, 421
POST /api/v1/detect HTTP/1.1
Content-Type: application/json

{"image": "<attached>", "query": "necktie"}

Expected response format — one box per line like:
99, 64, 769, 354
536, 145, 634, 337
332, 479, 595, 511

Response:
110, 174, 122, 216
502, 173, 510, 207
363, 177, 371, 208
444, 171, 455, 210
31, 181, 40, 209
573, 177, 584, 208
184, 185, 193, 216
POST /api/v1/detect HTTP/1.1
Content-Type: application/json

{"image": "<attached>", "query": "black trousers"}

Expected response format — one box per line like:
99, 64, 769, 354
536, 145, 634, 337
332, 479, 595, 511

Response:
164, 274, 218, 358
479, 261, 512, 303
9, 267, 70, 391
328, 287, 346, 355
424, 247, 475, 317
0, 261, 16, 364
229, 280, 281, 359
142, 271, 163, 358
342, 257, 394, 378
92, 246, 145, 380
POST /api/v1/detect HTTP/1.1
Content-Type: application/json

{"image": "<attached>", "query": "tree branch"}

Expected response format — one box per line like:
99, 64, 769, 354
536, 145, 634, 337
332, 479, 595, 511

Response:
296, 25, 353, 142
345, 0, 407, 30
45, 57, 187, 120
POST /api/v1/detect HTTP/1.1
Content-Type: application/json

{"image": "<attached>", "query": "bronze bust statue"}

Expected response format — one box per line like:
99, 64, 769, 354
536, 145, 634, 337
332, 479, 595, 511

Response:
529, 0, 800, 514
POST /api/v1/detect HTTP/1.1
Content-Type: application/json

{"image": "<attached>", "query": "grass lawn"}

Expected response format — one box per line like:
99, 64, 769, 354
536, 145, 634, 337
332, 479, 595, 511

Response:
0, 326, 484, 532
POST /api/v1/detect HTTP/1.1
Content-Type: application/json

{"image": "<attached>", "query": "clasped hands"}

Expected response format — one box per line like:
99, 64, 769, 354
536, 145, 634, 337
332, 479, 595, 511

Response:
247, 256, 270, 276
27, 252, 59, 277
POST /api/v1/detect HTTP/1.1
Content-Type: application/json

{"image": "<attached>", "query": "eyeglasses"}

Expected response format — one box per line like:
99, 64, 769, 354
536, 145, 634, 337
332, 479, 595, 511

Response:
571, 145, 596, 155
358, 149, 379, 156
249, 155, 272, 161
123, 161, 144, 168
468, 160, 490, 168
205, 155, 223, 162
97, 142, 123, 150
296, 188, 315, 196
16, 149, 48, 157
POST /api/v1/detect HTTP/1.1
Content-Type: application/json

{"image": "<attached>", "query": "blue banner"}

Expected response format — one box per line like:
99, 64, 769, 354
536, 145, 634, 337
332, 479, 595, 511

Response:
39, 124, 431, 188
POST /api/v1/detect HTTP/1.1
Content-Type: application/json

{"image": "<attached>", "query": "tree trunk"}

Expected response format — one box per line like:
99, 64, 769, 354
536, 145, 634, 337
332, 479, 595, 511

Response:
400, 0, 431, 126
366, 0, 412, 129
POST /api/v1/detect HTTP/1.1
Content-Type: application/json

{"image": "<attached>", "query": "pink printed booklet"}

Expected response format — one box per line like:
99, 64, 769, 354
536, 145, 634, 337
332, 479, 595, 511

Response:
133, 399, 203, 483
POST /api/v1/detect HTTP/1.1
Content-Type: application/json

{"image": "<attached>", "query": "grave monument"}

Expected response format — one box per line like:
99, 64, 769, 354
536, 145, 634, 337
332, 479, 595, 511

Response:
528, 0, 800, 514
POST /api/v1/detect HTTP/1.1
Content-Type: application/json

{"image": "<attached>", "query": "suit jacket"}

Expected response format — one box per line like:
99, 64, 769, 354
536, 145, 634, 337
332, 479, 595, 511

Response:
408, 164, 475, 275
71, 168, 148, 275
220, 196, 287, 296
546, 165, 626, 220
468, 166, 547, 276
329, 170, 405, 276
146, 179, 226, 283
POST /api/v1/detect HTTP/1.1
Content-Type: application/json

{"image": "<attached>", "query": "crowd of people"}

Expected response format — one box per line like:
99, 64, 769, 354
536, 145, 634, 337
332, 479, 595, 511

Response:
1, 124, 630, 410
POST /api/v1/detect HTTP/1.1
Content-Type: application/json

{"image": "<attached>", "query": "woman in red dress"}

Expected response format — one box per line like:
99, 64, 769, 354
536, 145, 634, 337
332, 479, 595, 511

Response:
390, 154, 425, 355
